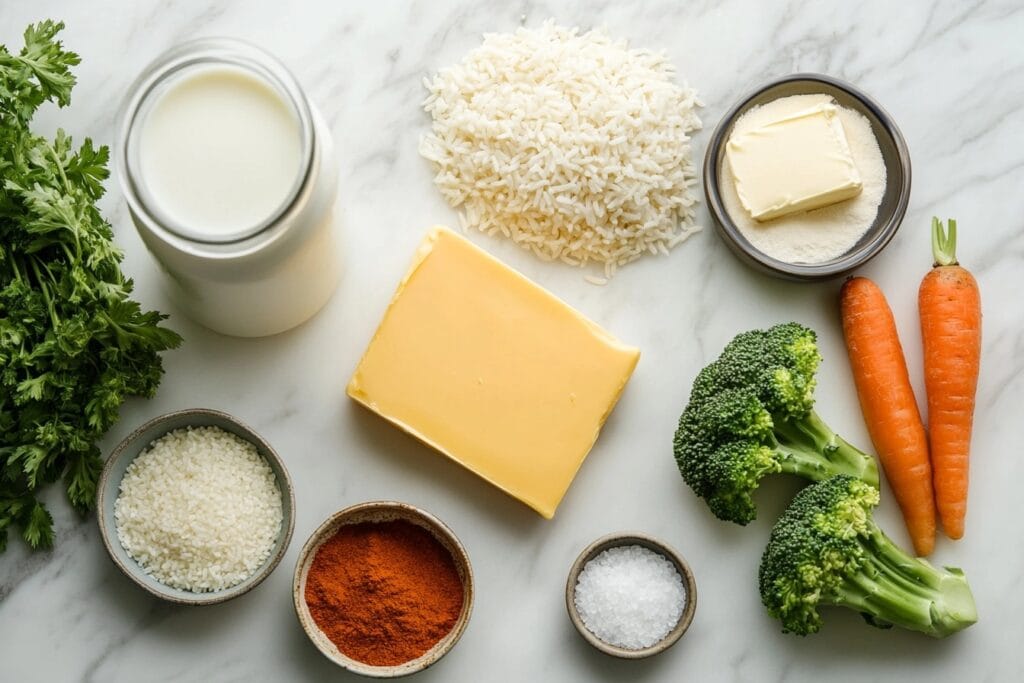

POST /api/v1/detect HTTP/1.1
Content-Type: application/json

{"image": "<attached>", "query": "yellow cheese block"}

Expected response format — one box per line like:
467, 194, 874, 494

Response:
347, 227, 640, 518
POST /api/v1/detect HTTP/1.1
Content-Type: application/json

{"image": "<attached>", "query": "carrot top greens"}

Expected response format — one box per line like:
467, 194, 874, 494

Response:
932, 217, 959, 267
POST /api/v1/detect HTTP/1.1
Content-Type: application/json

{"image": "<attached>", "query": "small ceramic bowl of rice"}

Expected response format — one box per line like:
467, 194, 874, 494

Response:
96, 408, 295, 606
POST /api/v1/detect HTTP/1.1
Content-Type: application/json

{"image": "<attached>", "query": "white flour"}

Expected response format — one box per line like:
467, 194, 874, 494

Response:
719, 94, 886, 264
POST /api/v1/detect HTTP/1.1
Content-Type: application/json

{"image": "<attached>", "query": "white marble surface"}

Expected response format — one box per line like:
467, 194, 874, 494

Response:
2, 1, 1023, 681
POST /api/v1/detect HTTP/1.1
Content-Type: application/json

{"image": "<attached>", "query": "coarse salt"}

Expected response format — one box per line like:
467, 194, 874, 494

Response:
574, 544, 686, 650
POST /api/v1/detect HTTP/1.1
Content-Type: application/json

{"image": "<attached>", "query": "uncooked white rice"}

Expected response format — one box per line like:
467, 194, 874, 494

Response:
420, 20, 703, 278
114, 426, 283, 592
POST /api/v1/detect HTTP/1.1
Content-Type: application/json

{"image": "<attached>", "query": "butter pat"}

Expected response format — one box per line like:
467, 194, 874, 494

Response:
347, 227, 640, 518
725, 102, 863, 221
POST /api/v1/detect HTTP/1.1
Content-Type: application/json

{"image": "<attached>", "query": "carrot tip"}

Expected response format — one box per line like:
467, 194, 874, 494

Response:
941, 521, 965, 540
913, 537, 936, 557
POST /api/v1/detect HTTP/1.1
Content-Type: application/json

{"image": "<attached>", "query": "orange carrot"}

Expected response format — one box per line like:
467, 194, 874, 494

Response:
841, 276, 936, 556
920, 218, 981, 540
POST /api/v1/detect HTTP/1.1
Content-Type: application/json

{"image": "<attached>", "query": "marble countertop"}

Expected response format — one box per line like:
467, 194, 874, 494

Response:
2, 1, 1022, 681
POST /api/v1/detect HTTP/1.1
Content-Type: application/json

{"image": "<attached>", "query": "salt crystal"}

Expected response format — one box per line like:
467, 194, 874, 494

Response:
573, 544, 687, 650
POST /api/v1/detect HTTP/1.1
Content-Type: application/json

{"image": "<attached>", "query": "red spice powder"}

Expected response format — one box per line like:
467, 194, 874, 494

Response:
304, 519, 464, 666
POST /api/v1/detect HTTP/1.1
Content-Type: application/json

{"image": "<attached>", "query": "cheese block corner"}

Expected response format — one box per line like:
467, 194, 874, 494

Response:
347, 227, 639, 518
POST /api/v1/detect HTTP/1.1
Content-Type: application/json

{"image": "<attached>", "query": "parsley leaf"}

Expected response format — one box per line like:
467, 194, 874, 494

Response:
0, 21, 182, 551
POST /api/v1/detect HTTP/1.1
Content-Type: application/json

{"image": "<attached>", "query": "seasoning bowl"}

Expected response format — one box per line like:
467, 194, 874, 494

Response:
96, 408, 295, 606
293, 501, 474, 678
565, 532, 697, 659
704, 73, 911, 281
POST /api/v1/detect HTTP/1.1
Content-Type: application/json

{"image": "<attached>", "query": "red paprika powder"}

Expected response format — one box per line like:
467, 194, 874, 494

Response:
304, 519, 464, 666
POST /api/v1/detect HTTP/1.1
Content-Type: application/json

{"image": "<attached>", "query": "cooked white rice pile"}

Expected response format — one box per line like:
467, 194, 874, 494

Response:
114, 426, 283, 592
420, 20, 702, 280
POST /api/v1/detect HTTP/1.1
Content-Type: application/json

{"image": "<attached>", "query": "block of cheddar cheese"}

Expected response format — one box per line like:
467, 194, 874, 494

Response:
347, 227, 640, 518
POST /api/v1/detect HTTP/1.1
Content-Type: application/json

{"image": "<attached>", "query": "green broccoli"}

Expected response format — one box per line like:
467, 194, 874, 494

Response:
759, 475, 977, 637
673, 323, 878, 524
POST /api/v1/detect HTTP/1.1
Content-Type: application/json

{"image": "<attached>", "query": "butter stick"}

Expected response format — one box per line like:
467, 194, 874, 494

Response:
726, 102, 863, 221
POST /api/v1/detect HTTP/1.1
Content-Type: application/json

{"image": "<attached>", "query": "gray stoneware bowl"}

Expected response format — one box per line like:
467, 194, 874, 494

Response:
566, 532, 697, 659
704, 73, 911, 281
293, 501, 474, 678
96, 408, 295, 606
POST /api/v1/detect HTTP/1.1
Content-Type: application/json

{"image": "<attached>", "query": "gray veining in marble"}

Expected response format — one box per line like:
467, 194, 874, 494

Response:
1, 1, 1022, 681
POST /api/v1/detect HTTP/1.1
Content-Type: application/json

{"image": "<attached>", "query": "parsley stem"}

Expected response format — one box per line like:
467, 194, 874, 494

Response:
42, 139, 83, 261
27, 256, 59, 329
46, 139, 73, 196
5, 250, 22, 282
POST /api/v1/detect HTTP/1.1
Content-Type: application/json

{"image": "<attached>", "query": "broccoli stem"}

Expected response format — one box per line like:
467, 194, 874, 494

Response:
834, 526, 977, 637
773, 410, 879, 487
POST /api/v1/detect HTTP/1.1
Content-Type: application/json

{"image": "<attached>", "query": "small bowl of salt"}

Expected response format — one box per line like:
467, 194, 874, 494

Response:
565, 533, 697, 659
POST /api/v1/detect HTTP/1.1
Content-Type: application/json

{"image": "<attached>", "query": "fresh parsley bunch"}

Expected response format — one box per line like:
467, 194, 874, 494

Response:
0, 21, 182, 551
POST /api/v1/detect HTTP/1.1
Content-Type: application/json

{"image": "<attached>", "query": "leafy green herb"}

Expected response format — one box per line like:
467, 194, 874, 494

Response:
0, 21, 182, 551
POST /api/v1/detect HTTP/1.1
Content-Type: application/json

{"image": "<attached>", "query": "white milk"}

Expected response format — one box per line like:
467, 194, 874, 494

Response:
139, 65, 303, 240
119, 39, 340, 337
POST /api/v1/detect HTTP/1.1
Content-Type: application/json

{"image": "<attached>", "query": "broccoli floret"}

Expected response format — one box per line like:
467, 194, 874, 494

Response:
689, 323, 821, 417
759, 475, 977, 637
673, 323, 878, 524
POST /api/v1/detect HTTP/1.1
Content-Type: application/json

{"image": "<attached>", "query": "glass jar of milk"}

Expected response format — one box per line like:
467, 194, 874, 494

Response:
117, 39, 339, 337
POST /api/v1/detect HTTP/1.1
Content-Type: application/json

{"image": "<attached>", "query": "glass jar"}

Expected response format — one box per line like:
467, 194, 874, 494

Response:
117, 38, 339, 337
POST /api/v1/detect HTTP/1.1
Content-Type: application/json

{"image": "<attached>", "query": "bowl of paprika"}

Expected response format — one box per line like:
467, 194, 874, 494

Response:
293, 501, 474, 677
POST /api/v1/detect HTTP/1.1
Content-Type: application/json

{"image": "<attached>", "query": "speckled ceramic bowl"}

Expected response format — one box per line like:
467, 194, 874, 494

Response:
566, 532, 697, 659
293, 501, 474, 678
704, 73, 911, 281
96, 408, 295, 606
